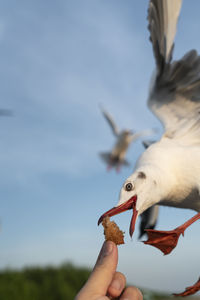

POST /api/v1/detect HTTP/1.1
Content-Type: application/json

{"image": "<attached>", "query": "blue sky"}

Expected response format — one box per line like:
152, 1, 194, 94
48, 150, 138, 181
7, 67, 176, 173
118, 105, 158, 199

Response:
0, 0, 199, 294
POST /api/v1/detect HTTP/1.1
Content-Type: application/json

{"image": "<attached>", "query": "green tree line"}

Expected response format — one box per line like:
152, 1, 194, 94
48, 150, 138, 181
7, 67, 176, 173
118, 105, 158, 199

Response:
0, 263, 90, 300
0, 263, 198, 300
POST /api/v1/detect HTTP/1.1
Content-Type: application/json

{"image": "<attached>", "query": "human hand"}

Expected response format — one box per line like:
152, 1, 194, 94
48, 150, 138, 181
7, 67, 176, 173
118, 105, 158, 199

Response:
75, 241, 143, 300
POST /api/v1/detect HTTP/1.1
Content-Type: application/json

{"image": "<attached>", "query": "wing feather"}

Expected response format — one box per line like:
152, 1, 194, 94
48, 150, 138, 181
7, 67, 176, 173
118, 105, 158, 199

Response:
147, 0, 200, 138
139, 205, 159, 239
101, 107, 119, 137
148, 0, 182, 73
149, 50, 200, 135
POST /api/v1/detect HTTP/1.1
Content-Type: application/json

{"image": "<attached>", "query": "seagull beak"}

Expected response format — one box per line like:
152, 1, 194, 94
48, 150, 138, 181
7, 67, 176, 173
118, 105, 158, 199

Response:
98, 195, 138, 237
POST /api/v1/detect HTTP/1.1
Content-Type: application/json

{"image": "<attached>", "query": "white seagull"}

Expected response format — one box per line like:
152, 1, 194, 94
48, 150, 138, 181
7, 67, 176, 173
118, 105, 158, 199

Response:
98, 0, 200, 253
99, 0, 200, 284
100, 107, 154, 172
98, 0, 200, 295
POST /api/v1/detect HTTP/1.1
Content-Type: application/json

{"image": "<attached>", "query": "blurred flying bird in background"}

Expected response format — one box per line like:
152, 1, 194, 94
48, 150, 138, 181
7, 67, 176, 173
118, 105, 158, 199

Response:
99, 107, 156, 172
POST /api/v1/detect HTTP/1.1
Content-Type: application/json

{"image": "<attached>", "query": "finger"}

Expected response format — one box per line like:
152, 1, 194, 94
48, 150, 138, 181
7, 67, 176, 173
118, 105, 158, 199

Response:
107, 272, 126, 298
79, 241, 118, 298
120, 286, 143, 300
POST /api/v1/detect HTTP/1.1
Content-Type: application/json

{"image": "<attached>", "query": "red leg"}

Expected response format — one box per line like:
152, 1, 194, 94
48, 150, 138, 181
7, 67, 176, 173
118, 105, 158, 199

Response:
143, 212, 200, 255
173, 277, 200, 297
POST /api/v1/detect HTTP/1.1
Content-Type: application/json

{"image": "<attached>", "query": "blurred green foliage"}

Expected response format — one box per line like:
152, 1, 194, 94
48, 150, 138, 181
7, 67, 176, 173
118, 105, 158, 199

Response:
0, 263, 199, 300
0, 263, 90, 300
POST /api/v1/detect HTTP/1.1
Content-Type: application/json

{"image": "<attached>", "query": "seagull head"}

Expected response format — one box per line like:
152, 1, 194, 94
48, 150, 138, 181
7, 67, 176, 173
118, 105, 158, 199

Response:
98, 170, 158, 237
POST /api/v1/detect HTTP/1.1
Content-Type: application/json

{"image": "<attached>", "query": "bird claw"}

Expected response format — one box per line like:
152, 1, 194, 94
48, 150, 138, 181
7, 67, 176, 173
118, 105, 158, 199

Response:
173, 277, 200, 297
143, 227, 185, 255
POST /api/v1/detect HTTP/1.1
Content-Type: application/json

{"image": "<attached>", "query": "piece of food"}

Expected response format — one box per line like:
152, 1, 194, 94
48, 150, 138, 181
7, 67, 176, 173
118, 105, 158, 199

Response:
102, 217, 125, 245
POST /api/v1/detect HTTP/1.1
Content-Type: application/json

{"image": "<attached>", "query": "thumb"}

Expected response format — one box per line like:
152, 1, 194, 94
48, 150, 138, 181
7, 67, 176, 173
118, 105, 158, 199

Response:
81, 241, 118, 298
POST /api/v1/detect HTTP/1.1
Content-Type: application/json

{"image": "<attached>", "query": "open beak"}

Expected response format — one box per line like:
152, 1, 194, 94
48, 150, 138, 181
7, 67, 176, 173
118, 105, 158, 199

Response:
98, 195, 138, 237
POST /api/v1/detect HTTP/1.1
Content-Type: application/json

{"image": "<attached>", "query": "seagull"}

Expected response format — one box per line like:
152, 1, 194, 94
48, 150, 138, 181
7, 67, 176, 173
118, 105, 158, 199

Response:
98, 0, 200, 294
100, 107, 155, 172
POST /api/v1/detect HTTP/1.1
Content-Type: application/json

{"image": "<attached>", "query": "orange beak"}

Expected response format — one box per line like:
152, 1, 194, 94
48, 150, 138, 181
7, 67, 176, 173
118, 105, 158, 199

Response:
98, 195, 138, 237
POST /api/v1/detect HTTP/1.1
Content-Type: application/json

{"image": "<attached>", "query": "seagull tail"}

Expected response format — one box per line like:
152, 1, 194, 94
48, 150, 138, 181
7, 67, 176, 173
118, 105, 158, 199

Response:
99, 152, 112, 164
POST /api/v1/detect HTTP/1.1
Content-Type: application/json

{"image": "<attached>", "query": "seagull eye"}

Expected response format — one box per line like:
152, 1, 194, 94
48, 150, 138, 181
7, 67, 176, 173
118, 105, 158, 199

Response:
125, 182, 133, 192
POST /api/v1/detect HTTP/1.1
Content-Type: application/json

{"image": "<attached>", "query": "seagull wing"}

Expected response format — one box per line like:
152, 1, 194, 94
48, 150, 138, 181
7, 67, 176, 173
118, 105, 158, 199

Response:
147, 0, 200, 137
148, 0, 200, 138
139, 205, 159, 239
101, 108, 119, 137
148, 0, 182, 73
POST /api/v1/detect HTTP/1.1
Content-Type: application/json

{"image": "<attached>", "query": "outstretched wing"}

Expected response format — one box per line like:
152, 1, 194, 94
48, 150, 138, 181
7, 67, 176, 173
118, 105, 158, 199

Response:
101, 107, 119, 137
148, 0, 200, 138
148, 0, 182, 75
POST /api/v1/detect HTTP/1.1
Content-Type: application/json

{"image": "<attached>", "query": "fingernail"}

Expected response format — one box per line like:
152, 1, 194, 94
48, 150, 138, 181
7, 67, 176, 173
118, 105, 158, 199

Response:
110, 279, 122, 291
102, 241, 113, 257
96, 241, 114, 265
